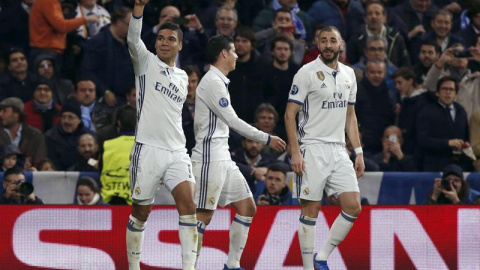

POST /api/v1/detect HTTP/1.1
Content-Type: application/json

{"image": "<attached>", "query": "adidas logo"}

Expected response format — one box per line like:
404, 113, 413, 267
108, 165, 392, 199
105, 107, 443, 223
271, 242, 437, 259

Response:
321, 83, 327, 88
160, 70, 167, 76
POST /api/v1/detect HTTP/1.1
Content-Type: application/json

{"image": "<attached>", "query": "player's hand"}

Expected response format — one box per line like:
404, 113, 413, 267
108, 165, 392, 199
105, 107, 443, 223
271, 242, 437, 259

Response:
354, 153, 365, 178
135, 0, 150, 5
268, 136, 286, 152
291, 152, 305, 176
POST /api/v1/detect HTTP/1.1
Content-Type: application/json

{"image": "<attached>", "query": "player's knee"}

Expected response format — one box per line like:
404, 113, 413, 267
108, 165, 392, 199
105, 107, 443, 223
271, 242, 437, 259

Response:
178, 200, 197, 215
344, 204, 361, 218
132, 207, 151, 222
247, 203, 257, 217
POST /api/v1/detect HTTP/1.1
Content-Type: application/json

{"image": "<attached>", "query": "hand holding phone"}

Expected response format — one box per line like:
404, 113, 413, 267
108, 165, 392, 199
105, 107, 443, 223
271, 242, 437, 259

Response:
388, 134, 397, 143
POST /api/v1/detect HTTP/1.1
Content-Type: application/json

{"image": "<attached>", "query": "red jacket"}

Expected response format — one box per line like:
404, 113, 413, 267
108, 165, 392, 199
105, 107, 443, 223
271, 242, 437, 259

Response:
24, 100, 61, 133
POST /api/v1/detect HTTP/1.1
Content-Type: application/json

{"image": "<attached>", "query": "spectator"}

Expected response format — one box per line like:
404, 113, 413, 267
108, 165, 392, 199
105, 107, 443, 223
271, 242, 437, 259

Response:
231, 137, 278, 193
100, 105, 135, 205
391, 67, 434, 155
413, 40, 441, 84
75, 0, 111, 39
68, 133, 99, 172
416, 76, 471, 171
254, 0, 312, 40
24, 80, 62, 133
457, 5, 480, 48
352, 36, 398, 102
207, 5, 238, 37
36, 158, 56, 171
393, 0, 439, 41
0, 0, 33, 54
348, 1, 410, 67
255, 8, 306, 65
0, 145, 23, 172
355, 60, 395, 154
125, 84, 136, 108
0, 48, 38, 102
75, 176, 107, 205
307, 0, 364, 41
45, 98, 90, 170
411, 9, 464, 65
257, 163, 298, 205
29, 0, 99, 65
33, 54, 74, 105
0, 97, 47, 166
424, 44, 477, 119
228, 26, 265, 123
181, 65, 201, 155
81, 7, 134, 102
301, 25, 322, 65
0, 167, 43, 204
427, 164, 480, 204
471, 110, 480, 171
373, 125, 416, 171
141, 5, 207, 68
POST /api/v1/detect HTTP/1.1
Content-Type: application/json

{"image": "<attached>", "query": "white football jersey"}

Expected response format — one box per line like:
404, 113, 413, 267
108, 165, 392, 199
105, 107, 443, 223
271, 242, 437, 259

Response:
287, 57, 357, 145
191, 66, 269, 162
127, 15, 188, 151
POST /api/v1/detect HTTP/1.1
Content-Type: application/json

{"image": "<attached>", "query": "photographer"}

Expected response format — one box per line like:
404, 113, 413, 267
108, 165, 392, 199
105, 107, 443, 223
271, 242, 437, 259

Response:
257, 163, 298, 206
427, 164, 480, 204
0, 167, 43, 204
373, 126, 416, 172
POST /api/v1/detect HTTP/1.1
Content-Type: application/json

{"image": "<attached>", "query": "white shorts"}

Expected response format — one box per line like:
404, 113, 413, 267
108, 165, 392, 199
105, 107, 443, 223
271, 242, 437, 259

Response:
293, 143, 359, 201
130, 142, 195, 205
193, 160, 252, 210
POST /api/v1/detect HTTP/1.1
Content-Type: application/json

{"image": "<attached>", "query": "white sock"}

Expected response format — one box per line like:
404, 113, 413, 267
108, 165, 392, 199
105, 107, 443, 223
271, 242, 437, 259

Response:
226, 214, 252, 268
317, 211, 356, 260
179, 214, 198, 270
195, 221, 206, 266
126, 215, 146, 270
298, 215, 316, 270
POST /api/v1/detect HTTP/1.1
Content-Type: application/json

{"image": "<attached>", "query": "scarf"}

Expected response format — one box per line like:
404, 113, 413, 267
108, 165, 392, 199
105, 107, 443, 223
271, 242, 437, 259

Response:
273, 0, 306, 39
77, 193, 101, 205
33, 99, 53, 112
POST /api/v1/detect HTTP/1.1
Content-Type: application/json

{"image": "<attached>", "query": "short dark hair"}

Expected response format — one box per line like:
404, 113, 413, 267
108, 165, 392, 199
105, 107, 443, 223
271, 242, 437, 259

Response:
365, 1, 386, 15
7, 47, 26, 66
420, 40, 442, 54
206, 34, 234, 64
158, 22, 184, 42
234, 26, 256, 46
319, 25, 343, 41
267, 163, 288, 177
254, 103, 279, 124
434, 8, 453, 21
270, 35, 293, 51
75, 78, 95, 91
111, 6, 132, 24
4, 167, 24, 181
390, 67, 416, 83
76, 176, 99, 193
183, 65, 202, 78
273, 8, 292, 20
117, 105, 136, 132
436, 76, 459, 93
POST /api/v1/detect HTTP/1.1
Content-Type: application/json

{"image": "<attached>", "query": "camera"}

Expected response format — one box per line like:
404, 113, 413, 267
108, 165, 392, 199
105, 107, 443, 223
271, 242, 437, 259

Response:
261, 193, 280, 205
453, 50, 472, 58
172, 17, 188, 26
441, 176, 452, 191
16, 181, 34, 196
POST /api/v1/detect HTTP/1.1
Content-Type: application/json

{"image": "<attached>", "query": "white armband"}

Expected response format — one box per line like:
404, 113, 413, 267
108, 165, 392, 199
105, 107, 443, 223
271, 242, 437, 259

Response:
354, 147, 363, 154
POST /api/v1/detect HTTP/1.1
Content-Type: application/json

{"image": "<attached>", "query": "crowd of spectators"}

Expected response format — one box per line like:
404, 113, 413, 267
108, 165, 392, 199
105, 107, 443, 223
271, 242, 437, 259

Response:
0, 0, 480, 205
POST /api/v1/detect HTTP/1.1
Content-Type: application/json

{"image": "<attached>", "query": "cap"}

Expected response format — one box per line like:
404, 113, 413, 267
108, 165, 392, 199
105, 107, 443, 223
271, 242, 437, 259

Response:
442, 164, 464, 180
0, 97, 24, 113
61, 99, 82, 119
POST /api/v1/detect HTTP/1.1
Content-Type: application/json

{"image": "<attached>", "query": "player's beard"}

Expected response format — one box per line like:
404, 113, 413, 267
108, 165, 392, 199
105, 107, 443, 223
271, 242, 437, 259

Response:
320, 48, 340, 64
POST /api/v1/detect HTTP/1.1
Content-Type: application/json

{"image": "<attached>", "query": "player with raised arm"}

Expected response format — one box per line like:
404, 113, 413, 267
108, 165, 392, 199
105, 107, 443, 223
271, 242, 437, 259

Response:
284, 25, 365, 270
192, 35, 286, 270
126, 1, 197, 270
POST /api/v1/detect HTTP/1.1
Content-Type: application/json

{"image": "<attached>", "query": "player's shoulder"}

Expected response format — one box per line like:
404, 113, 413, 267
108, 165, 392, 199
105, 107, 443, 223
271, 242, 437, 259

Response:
338, 62, 355, 77
295, 60, 317, 78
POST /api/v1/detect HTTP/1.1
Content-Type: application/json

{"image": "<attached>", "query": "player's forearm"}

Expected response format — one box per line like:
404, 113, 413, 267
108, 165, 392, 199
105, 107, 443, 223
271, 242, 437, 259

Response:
345, 109, 361, 149
133, 3, 145, 18
285, 110, 300, 154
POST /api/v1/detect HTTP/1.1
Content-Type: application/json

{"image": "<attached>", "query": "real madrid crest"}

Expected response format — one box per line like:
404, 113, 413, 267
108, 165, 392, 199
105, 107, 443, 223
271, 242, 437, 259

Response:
180, 80, 184, 89
303, 187, 310, 195
345, 80, 350, 89
135, 186, 141, 195
316, 71, 325, 81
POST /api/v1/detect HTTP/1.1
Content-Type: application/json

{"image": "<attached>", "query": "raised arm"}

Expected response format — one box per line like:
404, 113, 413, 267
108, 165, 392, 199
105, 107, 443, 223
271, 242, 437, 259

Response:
128, 0, 151, 76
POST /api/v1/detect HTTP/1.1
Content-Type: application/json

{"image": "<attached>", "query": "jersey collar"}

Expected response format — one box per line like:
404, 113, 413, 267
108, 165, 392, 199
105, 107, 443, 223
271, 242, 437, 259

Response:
315, 56, 340, 76
210, 65, 230, 86
156, 57, 176, 74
